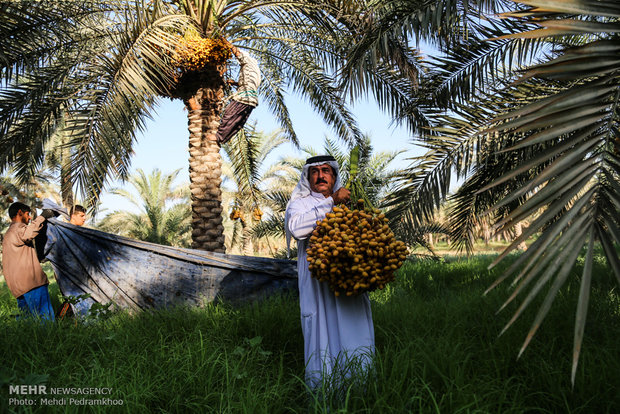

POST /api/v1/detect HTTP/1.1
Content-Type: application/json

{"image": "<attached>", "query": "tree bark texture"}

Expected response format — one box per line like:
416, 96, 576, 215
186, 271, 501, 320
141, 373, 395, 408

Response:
60, 136, 74, 208
514, 221, 528, 251
178, 70, 226, 252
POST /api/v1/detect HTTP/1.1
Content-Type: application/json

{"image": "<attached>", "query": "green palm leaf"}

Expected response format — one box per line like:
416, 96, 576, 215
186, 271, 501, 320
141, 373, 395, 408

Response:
380, 0, 619, 384
0, 0, 373, 251
97, 168, 191, 247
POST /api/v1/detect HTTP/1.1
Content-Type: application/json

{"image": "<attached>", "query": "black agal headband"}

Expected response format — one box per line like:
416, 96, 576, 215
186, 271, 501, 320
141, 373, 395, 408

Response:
305, 155, 336, 165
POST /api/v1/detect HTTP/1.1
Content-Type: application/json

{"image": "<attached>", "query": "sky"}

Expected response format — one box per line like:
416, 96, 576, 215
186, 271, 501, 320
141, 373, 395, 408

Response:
95, 92, 425, 217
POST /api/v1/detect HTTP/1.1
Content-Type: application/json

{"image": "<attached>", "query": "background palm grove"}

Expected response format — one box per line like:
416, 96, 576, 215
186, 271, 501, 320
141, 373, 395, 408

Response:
0, 0, 619, 410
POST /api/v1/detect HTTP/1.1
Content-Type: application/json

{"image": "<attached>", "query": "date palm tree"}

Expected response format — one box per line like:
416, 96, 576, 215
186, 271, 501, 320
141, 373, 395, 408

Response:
96, 168, 192, 247
0, 0, 372, 252
220, 122, 295, 254
357, 0, 619, 383
43, 115, 75, 208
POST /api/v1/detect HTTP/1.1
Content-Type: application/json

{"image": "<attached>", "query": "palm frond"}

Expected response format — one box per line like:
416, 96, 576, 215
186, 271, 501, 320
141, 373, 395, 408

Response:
95, 167, 190, 247
436, 0, 619, 384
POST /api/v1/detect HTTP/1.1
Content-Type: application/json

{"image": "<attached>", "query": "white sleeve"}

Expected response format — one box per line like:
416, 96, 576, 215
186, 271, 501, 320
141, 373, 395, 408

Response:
237, 51, 259, 74
286, 197, 334, 240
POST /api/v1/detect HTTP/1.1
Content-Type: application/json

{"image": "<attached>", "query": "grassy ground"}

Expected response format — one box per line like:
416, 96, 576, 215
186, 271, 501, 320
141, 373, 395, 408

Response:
1, 254, 619, 413
411, 240, 526, 257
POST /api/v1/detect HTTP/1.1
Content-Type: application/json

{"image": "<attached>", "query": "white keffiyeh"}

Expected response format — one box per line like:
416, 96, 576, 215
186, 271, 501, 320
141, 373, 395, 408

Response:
284, 158, 342, 256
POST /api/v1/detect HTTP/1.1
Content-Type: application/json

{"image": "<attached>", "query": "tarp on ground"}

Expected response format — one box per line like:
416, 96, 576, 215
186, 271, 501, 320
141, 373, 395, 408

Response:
39, 218, 298, 316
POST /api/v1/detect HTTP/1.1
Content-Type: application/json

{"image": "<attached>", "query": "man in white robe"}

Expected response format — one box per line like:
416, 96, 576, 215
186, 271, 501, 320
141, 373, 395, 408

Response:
285, 155, 375, 390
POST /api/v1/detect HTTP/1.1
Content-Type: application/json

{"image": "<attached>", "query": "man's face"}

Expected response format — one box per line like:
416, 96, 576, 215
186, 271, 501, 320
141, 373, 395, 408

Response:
309, 163, 336, 196
17, 210, 31, 224
70, 212, 86, 226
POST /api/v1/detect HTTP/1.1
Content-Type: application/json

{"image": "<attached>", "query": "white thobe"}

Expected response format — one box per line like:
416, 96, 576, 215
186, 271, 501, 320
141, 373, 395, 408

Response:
286, 191, 375, 389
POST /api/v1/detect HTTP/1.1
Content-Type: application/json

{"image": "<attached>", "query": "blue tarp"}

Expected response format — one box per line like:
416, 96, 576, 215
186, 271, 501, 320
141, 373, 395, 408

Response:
39, 218, 298, 316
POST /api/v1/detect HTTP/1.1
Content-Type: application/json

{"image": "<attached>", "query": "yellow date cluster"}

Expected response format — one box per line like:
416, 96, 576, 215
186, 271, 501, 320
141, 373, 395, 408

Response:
307, 204, 408, 297
174, 36, 231, 72
252, 207, 263, 221
229, 207, 262, 224
230, 207, 243, 221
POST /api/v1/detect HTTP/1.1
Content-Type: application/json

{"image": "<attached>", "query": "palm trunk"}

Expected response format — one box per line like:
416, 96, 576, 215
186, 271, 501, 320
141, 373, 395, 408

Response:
514, 221, 528, 251
60, 145, 74, 208
59, 125, 74, 208
482, 220, 490, 245
241, 224, 252, 255
180, 71, 226, 252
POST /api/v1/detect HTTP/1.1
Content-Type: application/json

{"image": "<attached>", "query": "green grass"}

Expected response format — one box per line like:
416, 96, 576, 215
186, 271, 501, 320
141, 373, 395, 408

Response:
1, 255, 619, 413
411, 240, 530, 257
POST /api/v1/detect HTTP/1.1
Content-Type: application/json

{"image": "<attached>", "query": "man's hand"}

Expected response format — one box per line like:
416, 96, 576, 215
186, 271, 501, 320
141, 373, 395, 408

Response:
224, 38, 241, 59
40, 209, 56, 219
331, 188, 350, 205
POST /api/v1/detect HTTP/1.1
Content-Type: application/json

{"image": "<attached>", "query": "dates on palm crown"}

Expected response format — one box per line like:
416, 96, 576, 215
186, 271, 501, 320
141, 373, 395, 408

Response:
174, 37, 231, 72
306, 204, 408, 296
